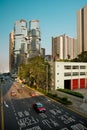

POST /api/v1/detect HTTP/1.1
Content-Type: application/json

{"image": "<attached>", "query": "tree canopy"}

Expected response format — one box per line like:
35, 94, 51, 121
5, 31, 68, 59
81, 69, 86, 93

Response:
18, 56, 49, 89
71, 51, 87, 62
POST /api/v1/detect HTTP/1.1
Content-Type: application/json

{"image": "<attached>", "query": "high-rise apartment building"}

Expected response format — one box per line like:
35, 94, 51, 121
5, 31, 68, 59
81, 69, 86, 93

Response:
29, 20, 41, 58
77, 5, 87, 54
9, 31, 14, 73
14, 19, 28, 71
52, 34, 77, 60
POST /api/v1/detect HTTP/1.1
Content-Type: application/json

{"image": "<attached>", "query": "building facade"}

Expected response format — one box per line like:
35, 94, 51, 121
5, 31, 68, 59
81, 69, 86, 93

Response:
29, 20, 41, 58
41, 48, 45, 58
14, 19, 28, 71
54, 62, 87, 90
77, 5, 87, 55
52, 34, 77, 61
9, 31, 14, 73
9, 19, 42, 73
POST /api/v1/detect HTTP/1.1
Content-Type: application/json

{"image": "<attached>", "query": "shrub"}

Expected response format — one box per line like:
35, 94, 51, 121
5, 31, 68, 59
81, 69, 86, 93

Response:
58, 89, 84, 99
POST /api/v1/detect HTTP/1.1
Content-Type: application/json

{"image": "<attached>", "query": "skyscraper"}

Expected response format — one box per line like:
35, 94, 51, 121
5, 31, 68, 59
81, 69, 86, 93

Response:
9, 31, 14, 73
29, 20, 41, 58
14, 19, 28, 71
9, 19, 42, 73
77, 5, 87, 54
52, 34, 77, 60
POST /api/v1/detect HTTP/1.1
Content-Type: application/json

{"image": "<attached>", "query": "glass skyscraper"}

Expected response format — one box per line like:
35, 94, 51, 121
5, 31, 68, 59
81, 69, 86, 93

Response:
14, 19, 28, 71
9, 19, 42, 73
29, 20, 41, 58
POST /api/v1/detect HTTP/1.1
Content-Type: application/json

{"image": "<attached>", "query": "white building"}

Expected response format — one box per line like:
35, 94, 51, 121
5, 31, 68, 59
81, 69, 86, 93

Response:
54, 62, 87, 90
52, 34, 77, 60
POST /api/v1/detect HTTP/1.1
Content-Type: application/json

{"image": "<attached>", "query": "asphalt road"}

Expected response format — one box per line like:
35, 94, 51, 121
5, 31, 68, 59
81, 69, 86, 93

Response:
1, 79, 87, 130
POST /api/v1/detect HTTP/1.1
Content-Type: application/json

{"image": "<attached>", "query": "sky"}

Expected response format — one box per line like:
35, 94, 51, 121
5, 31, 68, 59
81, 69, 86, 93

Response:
0, 0, 87, 73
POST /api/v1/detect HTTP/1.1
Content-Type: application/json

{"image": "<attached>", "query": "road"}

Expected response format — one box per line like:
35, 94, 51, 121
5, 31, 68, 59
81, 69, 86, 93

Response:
1, 78, 87, 130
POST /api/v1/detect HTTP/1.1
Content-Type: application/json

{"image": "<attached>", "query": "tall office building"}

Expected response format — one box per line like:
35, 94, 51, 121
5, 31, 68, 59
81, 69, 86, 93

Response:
77, 5, 87, 54
52, 34, 77, 60
14, 19, 28, 71
29, 20, 41, 58
41, 48, 45, 58
9, 19, 42, 73
9, 31, 14, 73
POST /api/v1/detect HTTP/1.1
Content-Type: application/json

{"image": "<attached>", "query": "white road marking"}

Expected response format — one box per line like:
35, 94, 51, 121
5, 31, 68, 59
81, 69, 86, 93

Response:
4, 101, 9, 108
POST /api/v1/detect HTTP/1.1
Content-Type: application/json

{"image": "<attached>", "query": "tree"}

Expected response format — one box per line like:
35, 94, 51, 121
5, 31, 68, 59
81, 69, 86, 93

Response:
18, 56, 49, 89
78, 51, 87, 62
67, 54, 70, 60
72, 51, 87, 62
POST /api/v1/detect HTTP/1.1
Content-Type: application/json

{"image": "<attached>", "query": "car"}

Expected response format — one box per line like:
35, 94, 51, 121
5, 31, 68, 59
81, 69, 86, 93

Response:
11, 90, 16, 96
33, 102, 46, 113
17, 88, 23, 93
29, 92, 36, 96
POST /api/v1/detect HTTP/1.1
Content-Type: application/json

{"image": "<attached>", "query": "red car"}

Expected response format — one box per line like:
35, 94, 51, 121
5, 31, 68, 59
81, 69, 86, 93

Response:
11, 90, 16, 96
29, 92, 36, 96
33, 102, 46, 113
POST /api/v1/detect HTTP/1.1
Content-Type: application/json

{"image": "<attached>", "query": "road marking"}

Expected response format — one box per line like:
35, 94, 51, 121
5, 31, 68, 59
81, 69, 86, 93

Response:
61, 128, 69, 130
18, 116, 39, 128
20, 125, 41, 130
42, 119, 52, 128
4, 101, 9, 108
39, 113, 47, 118
71, 123, 87, 130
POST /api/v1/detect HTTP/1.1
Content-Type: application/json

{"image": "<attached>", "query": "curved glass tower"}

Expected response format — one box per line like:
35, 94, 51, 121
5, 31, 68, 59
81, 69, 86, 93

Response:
14, 19, 28, 71
29, 20, 41, 58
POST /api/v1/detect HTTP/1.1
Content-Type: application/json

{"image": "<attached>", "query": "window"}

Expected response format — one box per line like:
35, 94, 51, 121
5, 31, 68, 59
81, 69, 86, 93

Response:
72, 72, 79, 76
80, 66, 85, 69
64, 66, 71, 69
80, 72, 85, 75
64, 73, 71, 76
72, 66, 79, 69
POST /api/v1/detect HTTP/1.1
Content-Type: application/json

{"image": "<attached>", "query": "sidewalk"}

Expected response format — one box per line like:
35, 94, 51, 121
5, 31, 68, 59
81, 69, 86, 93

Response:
68, 89, 87, 118
53, 88, 87, 118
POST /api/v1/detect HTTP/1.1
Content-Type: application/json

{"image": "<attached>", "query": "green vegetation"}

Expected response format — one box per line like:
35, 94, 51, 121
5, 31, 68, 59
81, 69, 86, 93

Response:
57, 89, 84, 99
29, 86, 72, 105
18, 56, 50, 90
46, 93, 72, 105
71, 51, 87, 62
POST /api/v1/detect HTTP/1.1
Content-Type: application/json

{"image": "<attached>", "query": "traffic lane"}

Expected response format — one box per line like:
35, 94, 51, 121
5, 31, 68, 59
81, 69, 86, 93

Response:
2, 81, 87, 130
4, 102, 19, 130
3, 85, 20, 130
9, 95, 87, 130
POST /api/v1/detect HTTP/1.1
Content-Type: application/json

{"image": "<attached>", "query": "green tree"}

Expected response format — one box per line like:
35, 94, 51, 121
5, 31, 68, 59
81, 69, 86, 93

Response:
72, 51, 87, 62
18, 56, 49, 90
78, 51, 87, 62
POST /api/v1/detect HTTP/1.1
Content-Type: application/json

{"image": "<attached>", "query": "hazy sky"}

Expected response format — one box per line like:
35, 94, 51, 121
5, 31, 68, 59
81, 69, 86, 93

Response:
0, 0, 87, 73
